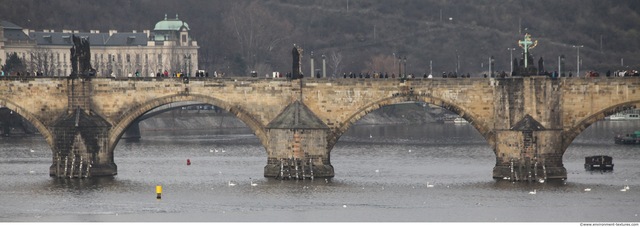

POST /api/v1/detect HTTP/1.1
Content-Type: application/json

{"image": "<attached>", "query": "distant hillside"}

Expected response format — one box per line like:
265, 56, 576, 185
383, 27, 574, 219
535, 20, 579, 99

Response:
1, 0, 638, 76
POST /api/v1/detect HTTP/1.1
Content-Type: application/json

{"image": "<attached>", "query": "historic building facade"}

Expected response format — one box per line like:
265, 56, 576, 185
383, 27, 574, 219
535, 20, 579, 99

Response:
1, 14, 198, 77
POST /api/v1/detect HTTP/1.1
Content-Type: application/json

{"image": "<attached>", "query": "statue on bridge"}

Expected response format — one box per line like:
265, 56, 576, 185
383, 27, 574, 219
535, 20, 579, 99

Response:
538, 57, 544, 75
512, 33, 538, 77
69, 35, 94, 78
291, 45, 303, 79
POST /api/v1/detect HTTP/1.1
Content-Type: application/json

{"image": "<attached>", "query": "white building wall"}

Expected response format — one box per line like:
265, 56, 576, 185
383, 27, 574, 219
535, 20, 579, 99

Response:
3, 41, 198, 77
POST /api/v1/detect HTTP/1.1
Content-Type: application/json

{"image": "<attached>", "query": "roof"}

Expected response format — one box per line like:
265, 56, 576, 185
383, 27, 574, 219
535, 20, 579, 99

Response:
510, 114, 546, 131
4, 29, 30, 40
154, 14, 190, 31
266, 101, 329, 129
2, 21, 30, 40
50, 107, 112, 128
1, 21, 23, 30
28, 32, 149, 46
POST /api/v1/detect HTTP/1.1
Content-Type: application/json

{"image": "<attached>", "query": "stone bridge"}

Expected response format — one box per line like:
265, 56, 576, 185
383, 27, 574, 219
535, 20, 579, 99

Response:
1, 76, 638, 180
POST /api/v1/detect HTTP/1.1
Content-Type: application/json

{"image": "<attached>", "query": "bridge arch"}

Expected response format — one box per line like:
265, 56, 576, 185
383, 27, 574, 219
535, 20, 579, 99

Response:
327, 94, 494, 152
109, 94, 268, 153
0, 98, 53, 146
562, 101, 640, 153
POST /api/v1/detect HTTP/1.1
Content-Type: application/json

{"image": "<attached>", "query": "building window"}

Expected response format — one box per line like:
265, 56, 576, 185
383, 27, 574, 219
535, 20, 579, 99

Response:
158, 54, 162, 64
182, 34, 187, 43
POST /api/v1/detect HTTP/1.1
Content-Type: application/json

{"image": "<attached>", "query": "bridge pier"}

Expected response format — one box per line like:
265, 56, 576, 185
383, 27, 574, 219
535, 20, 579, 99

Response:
492, 129, 567, 180
263, 101, 334, 178
48, 108, 116, 177
122, 120, 141, 140
491, 77, 567, 180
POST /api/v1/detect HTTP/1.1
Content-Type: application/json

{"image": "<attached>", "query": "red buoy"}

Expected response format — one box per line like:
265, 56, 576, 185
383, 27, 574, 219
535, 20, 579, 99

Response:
187, 159, 191, 165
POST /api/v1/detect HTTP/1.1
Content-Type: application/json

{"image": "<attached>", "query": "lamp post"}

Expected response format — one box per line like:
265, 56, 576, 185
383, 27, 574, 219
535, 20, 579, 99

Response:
310, 51, 314, 78
183, 54, 191, 77
489, 56, 495, 77
322, 54, 326, 78
560, 55, 565, 77
572, 45, 583, 77
398, 56, 401, 77
403, 56, 407, 77
393, 53, 396, 68
429, 60, 432, 76
507, 48, 516, 75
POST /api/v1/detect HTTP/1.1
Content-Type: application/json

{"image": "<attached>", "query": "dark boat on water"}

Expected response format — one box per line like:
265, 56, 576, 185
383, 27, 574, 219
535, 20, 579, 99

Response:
584, 155, 614, 171
614, 131, 640, 144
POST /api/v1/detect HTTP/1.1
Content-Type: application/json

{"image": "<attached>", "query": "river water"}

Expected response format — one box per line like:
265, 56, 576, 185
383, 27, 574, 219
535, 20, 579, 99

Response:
0, 120, 639, 222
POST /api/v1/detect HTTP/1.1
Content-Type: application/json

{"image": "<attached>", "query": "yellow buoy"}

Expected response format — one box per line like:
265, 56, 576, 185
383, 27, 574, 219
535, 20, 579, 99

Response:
156, 186, 162, 199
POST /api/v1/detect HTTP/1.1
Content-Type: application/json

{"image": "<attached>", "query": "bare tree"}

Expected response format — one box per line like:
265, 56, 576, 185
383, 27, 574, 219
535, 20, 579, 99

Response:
364, 54, 397, 74
328, 50, 344, 77
27, 47, 57, 76
223, 1, 294, 75
168, 45, 189, 76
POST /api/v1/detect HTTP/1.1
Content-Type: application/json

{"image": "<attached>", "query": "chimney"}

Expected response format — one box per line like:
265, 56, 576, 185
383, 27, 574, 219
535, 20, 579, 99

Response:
143, 30, 150, 38
43, 29, 49, 33
109, 30, 117, 36
63, 30, 72, 33
132, 30, 137, 33
73, 30, 79, 33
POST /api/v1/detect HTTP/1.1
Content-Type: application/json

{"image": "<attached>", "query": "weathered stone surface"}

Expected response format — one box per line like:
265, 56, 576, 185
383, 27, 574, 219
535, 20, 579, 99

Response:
2, 76, 640, 179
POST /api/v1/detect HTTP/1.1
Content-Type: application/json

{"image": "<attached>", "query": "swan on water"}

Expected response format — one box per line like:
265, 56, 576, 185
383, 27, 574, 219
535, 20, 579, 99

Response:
621, 188, 627, 192
251, 181, 257, 186
370, 134, 372, 138
584, 188, 591, 192
30, 149, 35, 153
529, 189, 537, 194
228, 181, 236, 186
624, 185, 630, 190
426, 182, 434, 188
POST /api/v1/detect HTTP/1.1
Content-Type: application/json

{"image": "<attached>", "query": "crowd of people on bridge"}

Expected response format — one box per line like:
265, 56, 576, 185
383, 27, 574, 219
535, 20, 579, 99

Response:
3, 68, 639, 79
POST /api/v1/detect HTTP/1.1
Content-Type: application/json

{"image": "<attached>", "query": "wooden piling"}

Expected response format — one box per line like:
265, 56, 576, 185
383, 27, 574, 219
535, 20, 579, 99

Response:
63, 156, 68, 177
295, 158, 299, 179
56, 156, 61, 178
78, 156, 83, 178
510, 159, 514, 182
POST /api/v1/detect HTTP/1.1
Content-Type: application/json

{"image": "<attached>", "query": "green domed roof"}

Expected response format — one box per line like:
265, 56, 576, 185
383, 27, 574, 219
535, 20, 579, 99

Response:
153, 14, 190, 31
